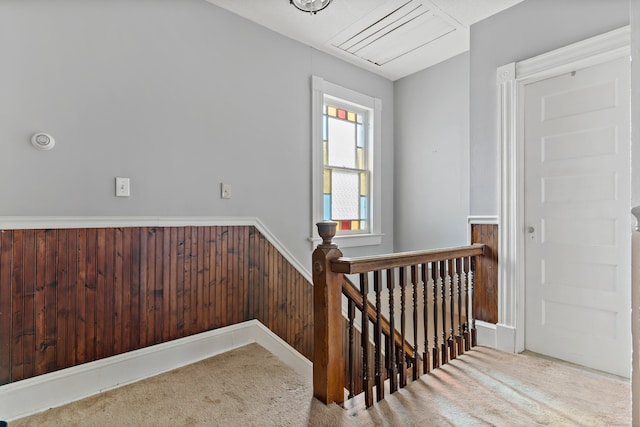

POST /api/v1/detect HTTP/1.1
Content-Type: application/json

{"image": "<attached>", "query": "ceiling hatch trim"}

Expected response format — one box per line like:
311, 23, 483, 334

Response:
329, 0, 458, 67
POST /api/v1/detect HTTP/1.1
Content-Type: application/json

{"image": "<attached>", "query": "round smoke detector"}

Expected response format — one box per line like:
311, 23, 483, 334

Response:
31, 133, 55, 150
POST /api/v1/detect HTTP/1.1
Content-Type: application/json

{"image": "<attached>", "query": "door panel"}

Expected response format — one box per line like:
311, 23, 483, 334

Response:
524, 56, 630, 377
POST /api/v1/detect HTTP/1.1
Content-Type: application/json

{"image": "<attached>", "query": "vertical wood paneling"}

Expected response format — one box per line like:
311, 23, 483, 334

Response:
471, 224, 499, 324
0, 225, 315, 384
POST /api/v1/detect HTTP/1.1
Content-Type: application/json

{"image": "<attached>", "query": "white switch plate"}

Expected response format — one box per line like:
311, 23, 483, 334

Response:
116, 177, 130, 197
221, 183, 231, 199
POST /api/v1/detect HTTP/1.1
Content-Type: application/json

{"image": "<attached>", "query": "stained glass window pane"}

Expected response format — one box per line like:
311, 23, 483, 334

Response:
357, 114, 363, 124
360, 196, 367, 220
323, 195, 331, 220
323, 115, 328, 141
360, 172, 367, 196
337, 109, 347, 120
328, 118, 356, 168
327, 106, 337, 117
323, 168, 331, 193
347, 111, 356, 122
341, 220, 351, 230
360, 220, 367, 230
351, 220, 359, 230
323, 141, 328, 165
331, 170, 359, 220
356, 148, 364, 169
356, 123, 364, 147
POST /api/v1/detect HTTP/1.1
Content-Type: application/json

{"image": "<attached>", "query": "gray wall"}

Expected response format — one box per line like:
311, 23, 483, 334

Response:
469, 0, 629, 215
0, 0, 394, 265
394, 52, 470, 251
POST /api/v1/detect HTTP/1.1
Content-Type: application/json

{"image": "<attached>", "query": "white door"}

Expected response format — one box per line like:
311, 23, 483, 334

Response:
524, 55, 631, 378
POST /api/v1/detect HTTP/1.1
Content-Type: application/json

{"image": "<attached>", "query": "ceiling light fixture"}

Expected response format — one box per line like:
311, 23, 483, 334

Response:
290, 0, 333, 14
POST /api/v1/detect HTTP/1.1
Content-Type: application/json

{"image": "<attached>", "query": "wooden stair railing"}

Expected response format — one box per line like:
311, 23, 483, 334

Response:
313, 221, 485, 408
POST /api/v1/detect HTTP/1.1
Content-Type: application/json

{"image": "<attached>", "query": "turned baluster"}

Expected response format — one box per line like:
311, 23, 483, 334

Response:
440, 260, 448, 365
374, 270, 384, 402
347, 298, 355, 399
399, 266, 407, 388
463, 257, 471, 351
456, 258, 464, 356
432, 260, 440, 370
386, 269, 398, 393
360, 272, 373, 407
411, 265, 420, 379
448, 259, 456, 361
470, 256, 477, 347
421, 263, 430, 374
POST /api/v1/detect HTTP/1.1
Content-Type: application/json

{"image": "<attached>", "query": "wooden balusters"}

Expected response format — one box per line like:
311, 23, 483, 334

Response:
448, 259, 456, 361
439, 260, 448, 365
421, 263, 430, 374
399, 267, 407, 388
470, 257, 477, 347
411, 265, 420, 380
432, 261, 440, 370
347, 299, 355, 399
463, 257, 471, 352
386, 269, 398, 393
456, 258, 464, 356
374, 271, 384, 402
313, 223, 485, 408
360, 272, 373, 408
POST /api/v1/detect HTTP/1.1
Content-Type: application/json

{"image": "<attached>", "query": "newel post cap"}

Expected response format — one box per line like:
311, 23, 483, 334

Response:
316, 221, 337, 246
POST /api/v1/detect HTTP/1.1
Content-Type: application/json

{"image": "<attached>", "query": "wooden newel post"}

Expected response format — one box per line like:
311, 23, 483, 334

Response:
312, 221, 345, 405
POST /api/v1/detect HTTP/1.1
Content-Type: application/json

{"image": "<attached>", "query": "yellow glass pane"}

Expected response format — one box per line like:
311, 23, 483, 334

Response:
347, 111, 356, 122
327, 106, 337, 117
335, 221, 341, 231
356, 148, 364, 169
324, 169, 331, 193
323, 141, 328, 165
360, 172, 367, 196
351, 220, 359, 230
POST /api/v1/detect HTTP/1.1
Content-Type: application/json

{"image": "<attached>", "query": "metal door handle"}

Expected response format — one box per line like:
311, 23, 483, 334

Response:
527, 226, 535, 233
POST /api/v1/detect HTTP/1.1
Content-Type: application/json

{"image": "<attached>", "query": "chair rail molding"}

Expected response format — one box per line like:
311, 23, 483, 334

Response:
497, 26, 630, 354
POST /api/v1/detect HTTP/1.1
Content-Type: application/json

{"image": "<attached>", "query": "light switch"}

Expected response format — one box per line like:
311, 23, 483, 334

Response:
116, 177, 130, 197
221, 183, 231, 199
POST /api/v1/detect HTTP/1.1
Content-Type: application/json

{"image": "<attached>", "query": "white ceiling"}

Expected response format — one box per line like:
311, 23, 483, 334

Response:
205, 0, 524, 81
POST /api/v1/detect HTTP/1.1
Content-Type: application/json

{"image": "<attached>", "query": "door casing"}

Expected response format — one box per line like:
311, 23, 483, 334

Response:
496, 26, 631, 353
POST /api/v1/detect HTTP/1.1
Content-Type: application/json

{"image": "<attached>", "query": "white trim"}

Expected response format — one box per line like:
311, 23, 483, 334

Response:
497, 26, 631, 355
0, 320, 311, 422
476, 320, 497, 348
0, 216, 312, 283
310, 76, 383, 249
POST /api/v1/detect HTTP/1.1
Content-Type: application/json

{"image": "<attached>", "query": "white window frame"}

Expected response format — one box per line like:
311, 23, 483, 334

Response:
310, 75, 382, 248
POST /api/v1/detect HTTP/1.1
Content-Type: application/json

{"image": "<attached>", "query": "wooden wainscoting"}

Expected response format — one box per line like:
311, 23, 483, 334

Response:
470, 224, 498, 324
0, 225, 313, 386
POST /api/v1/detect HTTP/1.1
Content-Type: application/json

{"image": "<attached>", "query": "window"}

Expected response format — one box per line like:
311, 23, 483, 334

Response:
311, 76, 382, 248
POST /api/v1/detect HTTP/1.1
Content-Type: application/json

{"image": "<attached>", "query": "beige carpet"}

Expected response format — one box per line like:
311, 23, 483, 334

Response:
11, 343, 630, 426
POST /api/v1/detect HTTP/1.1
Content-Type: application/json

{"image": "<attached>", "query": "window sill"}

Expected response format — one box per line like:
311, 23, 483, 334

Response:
309, 233, 383, 249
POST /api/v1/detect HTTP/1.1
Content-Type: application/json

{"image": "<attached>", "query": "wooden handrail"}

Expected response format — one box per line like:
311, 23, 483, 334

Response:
331, 244, 485, 274
342, 277, 416, 360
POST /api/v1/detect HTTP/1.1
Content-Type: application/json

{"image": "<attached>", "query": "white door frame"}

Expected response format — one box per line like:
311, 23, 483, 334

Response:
496, 26, 631, 353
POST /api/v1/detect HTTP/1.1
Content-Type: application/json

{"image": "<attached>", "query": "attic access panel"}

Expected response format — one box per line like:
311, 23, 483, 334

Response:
330, 0, 458, 66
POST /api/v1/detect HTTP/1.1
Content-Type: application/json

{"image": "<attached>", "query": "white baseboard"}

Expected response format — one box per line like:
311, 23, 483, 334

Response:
0, 320, 311, 422
476, 320, 497, 348
475, 321, 517, 354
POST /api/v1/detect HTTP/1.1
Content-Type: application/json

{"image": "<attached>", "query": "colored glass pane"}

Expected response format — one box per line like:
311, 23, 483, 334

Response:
347, 111, 356, 122
360, 196, 367, 220
356, 147, 364, 169
323, 115, 328, 141
360, 172, 367, 196
327, 117, 356, 168
323, 168, 331, 193
337, 109, 347, 120
327, 106, 337, 117
323, 141, 328, 165
357, 113, 363, 123
351, 220, 359, 230
360, 220, 367, 230
323, 194, 331, 220
341, 220, 351, 230
331, 170, 359, 220
356, 123, 364, 147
